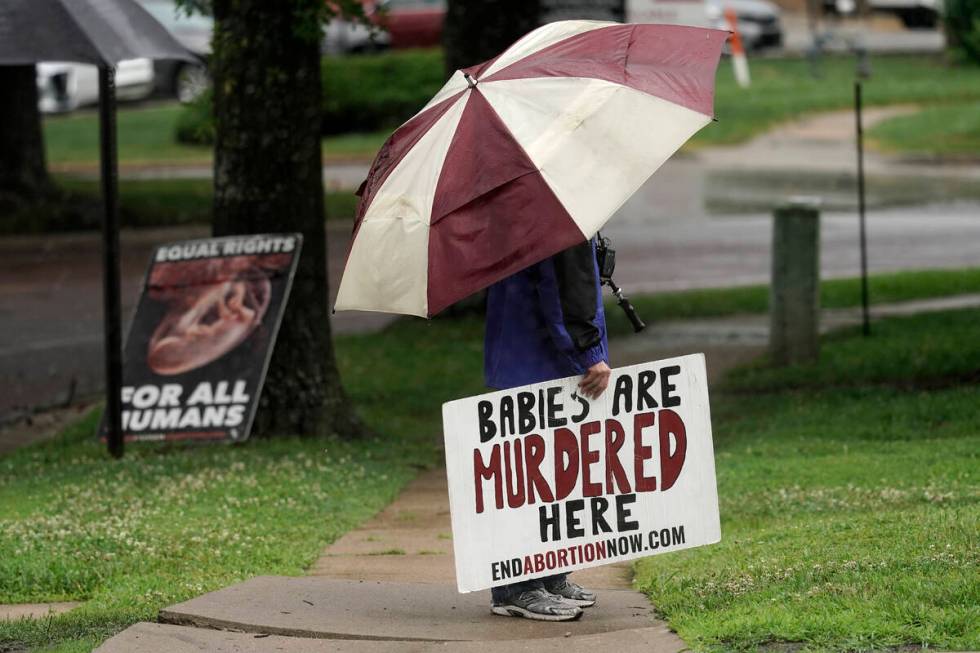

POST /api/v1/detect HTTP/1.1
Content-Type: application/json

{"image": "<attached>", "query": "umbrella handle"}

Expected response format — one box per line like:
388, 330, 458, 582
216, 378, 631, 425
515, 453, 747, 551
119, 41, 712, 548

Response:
605, 279, 646, 334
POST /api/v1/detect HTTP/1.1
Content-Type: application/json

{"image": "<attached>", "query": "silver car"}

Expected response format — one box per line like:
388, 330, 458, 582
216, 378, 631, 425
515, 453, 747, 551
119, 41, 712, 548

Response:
36, 58, 156, 113
628, 0, 784, 52
138, 0, 211, 102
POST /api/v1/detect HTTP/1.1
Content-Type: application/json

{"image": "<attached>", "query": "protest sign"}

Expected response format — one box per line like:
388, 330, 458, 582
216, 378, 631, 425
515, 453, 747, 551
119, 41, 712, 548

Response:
442, 354, 720, 593
100, 234, 302, 444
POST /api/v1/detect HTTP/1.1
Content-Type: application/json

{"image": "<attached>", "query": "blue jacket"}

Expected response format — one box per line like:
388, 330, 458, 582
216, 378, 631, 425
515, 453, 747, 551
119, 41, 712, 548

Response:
484, 239, 608, 390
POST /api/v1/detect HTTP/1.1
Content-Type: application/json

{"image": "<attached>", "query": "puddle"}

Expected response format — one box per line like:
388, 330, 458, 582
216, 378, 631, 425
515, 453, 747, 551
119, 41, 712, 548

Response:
705, 169, 980, 214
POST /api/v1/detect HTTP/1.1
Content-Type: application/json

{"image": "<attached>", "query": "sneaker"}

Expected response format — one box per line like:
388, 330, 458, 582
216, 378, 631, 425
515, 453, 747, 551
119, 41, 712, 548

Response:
491, 586, 583, 621
543, 578, 597, 607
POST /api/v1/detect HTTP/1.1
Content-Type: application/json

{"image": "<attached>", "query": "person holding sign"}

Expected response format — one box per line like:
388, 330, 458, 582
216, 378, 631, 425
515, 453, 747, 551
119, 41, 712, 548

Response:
483, 238, 610, 621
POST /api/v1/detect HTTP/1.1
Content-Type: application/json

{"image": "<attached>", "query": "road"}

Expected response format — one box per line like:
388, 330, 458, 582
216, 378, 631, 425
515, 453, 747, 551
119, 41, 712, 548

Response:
4, 97, 978, 421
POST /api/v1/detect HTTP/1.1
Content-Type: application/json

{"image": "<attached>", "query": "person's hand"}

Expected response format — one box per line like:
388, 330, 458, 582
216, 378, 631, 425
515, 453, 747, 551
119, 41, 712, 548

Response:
579, 361, 611, 400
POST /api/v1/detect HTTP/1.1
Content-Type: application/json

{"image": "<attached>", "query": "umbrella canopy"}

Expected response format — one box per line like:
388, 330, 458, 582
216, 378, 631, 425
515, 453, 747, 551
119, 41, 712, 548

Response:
335, 20, 728, 318
0, 0, 194, 65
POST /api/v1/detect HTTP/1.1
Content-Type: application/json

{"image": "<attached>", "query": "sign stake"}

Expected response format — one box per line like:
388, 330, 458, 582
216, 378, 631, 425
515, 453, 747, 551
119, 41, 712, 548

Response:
855, 80, 871, 337
99, 65, 124, 459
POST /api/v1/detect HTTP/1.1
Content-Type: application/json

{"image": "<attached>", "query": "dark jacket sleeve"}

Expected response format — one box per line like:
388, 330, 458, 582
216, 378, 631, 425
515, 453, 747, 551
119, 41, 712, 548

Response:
528, 240, 606, 374
551, 240, 603, 351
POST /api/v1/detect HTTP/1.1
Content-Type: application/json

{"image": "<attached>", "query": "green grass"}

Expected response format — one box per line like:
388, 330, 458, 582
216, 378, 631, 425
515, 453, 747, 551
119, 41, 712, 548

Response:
43, 103, 389, 167
869, 101, 980, 159
43, 105, 210, 166
633, 309, 980, 651
605, 267, 980, 337
3, 290, 977, 650
0, 317, 485, 652
320, 131, 389, 160
62, 177, 214, 228
0, 177, 360, 234
722, 308, 980, 393
695, 55, 980, 146
0, 422, 422, 651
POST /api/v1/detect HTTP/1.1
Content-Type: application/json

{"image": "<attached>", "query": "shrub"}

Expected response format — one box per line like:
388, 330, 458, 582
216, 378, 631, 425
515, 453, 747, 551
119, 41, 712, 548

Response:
945, 0, 980, 64
174, 90, 215, 145
321, 49, 446, 134
174, 50, 446, 144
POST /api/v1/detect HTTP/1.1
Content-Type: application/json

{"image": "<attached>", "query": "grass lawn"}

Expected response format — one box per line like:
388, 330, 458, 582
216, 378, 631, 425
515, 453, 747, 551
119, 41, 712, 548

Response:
41, 55, 980, 169
694, 55, 980, 146
869, 101, 980, 159
42, 103, 388, 168
605, 267, 980, 337
633, 309, 980, 651
54, 178, 359, 226
43, 105, 211, 167
0, 177, 360, 234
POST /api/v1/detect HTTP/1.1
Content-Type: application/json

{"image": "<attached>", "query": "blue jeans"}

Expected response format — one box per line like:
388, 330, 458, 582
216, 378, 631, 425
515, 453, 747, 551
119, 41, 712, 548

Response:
491, 573, 567, 604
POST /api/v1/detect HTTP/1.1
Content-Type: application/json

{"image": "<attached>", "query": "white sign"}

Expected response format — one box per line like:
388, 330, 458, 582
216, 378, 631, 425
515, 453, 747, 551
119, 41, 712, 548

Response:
442, 354, 721, 593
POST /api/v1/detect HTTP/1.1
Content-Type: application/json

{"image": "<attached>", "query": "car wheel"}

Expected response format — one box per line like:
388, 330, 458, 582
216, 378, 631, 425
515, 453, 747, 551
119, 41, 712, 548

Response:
899, 7, 938, 28
175, 63, 210, 103
51, 71, 79, 113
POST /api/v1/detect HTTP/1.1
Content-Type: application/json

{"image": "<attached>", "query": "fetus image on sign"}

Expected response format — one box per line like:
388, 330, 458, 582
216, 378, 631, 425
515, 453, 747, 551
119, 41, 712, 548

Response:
146, 254, 289, 376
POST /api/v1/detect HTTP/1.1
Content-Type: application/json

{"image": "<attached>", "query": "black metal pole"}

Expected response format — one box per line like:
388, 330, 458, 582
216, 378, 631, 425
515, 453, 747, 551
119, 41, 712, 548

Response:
855, 80, 871, 337
99, 65, 124, 458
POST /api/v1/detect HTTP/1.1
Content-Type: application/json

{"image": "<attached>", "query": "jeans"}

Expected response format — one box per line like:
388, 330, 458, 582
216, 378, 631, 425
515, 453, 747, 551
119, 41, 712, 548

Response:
491, 573, 567, 604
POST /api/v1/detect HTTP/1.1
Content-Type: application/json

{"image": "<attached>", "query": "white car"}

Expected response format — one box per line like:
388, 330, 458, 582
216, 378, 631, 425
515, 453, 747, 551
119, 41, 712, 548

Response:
36, 59, 156, 113
322, 17, 391, 55
827, 0, 939, 28
707, 0, 783, 50
628, 0, 783, 51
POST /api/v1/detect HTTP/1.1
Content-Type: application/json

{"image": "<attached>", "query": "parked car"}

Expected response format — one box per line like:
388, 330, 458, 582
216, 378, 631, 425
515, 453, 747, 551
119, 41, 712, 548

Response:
137, 0, 212, 102
707, 0, 783, 50
824, 0, 939, 28
323, 15, 392, 55
628, 0, 783, 51
372, 0, 446, 49
36, 59, 155, 113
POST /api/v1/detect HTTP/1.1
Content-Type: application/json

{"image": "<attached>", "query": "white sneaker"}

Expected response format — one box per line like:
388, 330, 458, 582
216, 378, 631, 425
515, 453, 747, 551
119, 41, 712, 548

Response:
490, 586, 583, 621
544, 578, 597, 607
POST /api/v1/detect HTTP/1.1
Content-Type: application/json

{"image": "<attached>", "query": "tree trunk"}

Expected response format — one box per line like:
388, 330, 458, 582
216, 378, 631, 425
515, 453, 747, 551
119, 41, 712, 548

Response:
0, 65, 52, 210
210, 0, 363, 438
443, 0, 542, 76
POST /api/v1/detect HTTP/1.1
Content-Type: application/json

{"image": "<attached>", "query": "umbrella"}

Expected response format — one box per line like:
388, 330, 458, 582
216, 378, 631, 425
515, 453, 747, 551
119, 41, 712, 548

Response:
335, 20, 728, 318
0, 0, 195, 458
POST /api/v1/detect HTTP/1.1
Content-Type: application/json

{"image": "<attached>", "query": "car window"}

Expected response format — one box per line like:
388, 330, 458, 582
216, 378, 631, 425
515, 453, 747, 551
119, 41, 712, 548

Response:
140, 0, 213, 29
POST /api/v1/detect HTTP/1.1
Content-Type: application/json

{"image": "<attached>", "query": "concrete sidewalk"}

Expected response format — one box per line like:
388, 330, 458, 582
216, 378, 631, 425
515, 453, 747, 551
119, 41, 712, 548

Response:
96, 470, 687, 652
695, 106, 980, 214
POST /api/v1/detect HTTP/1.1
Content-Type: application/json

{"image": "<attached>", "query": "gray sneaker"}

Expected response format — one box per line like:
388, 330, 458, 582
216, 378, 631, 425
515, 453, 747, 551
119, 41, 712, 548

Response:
543, 578, 597, 607
491, 586, 583, 621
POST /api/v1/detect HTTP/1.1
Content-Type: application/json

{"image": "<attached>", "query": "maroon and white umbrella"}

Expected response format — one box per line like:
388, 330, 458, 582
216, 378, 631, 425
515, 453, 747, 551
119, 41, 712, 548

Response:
335, 20, 728, 317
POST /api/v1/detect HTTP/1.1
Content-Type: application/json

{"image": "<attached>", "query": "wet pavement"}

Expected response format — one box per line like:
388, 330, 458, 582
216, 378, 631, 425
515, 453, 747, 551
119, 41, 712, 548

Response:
609, 156, 980, 294
0, 222, 390, 421
3, 176, 978, 422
